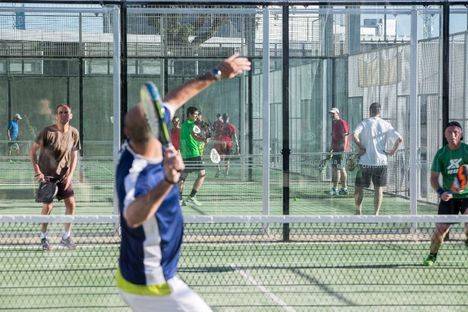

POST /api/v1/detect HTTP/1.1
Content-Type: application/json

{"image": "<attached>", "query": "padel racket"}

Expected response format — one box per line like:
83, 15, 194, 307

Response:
35, 176, 58, 203
210, 148, 221, 164
318, 149, 333, 173
345, 153, 360, 171
451, 164, 468, 193
140, 82, 172, 148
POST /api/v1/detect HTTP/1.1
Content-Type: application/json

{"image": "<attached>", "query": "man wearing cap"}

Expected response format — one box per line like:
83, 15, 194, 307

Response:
329, 107, 350, 196
353, 102, 403, 215
7, 113, 22, 157
423, 121, 468, 266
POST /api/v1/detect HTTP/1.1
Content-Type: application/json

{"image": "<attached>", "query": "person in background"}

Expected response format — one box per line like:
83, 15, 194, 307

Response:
170, 116, 181, 151
328, 107, 350, 196
214, 113, 239, 177
7, 113, 22, 157
29, 104, 80, 251
179, 107, 206, 207
352, 102, 402, 215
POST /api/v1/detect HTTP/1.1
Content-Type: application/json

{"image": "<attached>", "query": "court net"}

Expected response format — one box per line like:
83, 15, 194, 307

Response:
0, 214, 467, 311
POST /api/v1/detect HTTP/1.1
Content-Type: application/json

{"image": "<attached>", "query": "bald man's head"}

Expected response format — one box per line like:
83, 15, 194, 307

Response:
124, 104, 153, 144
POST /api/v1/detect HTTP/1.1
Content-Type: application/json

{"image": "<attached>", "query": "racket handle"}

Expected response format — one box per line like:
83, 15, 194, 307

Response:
164, 143, 176, 158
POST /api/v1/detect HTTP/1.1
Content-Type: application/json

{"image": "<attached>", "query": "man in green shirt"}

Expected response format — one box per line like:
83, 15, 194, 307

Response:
423, 121, 468, 266
179, 106, 206, 207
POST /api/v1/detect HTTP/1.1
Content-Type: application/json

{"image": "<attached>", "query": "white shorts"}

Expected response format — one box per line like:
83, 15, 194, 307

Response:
119, 276, 212, 312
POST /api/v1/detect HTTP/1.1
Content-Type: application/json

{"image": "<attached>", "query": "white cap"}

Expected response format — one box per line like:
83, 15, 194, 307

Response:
14, 113, 22, 120
329, 108, 340, 114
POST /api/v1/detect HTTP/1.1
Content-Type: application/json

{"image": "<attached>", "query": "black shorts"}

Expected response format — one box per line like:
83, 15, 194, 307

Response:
38, 177, 74, 204
331, 153, 345, 169
438, 198, 468, 215
182, 156, 205, 174
355, 165, 387, 188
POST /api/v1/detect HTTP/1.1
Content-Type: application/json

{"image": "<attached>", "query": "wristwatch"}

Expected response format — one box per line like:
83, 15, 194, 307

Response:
210, 68, 222, 81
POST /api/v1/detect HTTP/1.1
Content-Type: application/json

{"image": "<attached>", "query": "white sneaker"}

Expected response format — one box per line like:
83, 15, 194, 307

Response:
329, 188, 338, 196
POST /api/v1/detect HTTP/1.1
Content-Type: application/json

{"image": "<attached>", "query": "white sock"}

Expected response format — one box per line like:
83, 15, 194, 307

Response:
62, 231, 71, 240
40, 232, 47, 239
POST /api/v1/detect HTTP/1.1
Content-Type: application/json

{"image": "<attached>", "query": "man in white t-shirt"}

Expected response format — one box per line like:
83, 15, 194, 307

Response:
352, 102, 403, 215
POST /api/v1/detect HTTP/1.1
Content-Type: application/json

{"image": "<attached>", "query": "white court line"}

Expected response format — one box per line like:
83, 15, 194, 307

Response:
231, 264, 296, 312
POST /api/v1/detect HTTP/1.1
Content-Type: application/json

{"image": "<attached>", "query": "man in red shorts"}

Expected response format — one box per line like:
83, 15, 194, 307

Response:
214, 113, 239, 177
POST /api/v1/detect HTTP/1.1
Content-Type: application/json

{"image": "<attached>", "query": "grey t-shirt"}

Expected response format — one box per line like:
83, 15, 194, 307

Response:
35, 125, 80, 178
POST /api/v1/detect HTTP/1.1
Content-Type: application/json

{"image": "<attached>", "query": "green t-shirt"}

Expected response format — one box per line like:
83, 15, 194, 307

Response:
431, 143, 468, 198
180, 120, 201, 159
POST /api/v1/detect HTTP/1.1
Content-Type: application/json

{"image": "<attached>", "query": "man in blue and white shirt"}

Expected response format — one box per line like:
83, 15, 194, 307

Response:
353, 102, 403, 215
116, 54, 251, 311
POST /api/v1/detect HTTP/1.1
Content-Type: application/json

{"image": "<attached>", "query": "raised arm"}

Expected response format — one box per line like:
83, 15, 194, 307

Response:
163, 54, 251, 111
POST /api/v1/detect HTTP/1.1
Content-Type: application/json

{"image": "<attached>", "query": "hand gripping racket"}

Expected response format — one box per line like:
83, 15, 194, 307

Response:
140, 82, 172, 149
35, 176, 59, 203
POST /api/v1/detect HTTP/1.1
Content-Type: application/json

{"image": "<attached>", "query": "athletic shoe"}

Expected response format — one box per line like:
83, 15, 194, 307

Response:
339, 188, 349, 195
329, 188, 338, 196
186, 196, 202, 207
41, 238, 51, 251
423, 254, 437, 266
60, 237, 76, 250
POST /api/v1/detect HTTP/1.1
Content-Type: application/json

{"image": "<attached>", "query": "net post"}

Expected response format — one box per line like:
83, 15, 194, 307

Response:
282, 4, 290, 242
262, 6, 271, 217
409, 6, 418, 217
112, 4, 121, 217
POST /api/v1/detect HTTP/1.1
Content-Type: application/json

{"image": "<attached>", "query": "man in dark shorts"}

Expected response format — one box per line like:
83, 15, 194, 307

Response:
179, 106, 206, 207
29, 104, 80, 250
353, 103, 402, 215
328, 108, 350, 196
423, 121, 468, 266
214, 113, 239, 177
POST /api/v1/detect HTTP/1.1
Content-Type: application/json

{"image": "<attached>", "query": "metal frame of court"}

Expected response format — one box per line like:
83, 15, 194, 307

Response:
3, 1, 465, 239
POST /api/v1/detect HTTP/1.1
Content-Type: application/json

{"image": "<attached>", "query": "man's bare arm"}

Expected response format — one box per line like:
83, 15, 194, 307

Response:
124, 181, 173, 228
68, 150, 78, 179
388, 137, 403, 156
164, 54, 251, 110
430, 171, 440, 192
29, 142, 41, 174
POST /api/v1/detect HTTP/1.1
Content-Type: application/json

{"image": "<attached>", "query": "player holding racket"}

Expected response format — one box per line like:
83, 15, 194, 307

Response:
214, 113, 239, 177
29, 104, 80, 251
179, 106, 207, 207
116, 54, 250, 311
423, 121, 468, 266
